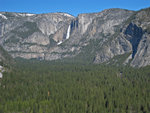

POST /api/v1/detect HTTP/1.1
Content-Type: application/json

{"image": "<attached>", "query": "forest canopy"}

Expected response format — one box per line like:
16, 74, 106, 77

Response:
0, 59, 150, 113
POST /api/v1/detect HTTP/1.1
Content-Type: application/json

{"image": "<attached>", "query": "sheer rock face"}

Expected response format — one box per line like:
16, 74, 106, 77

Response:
125, 8, 150, 67
23, 32, 50, 45
94, 36, 132, 63
124, 23, 143, 58
0, 8, 150, 67
130, 33, 150, 67
0, 12, 74, 59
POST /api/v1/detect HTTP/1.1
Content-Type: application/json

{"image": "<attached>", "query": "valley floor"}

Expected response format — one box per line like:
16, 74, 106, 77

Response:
0, 59, 150, 113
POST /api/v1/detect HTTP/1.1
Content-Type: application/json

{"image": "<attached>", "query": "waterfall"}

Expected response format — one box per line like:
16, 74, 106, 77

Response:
57, 25, 71, 45
66, 25, 71, 39
57, 41, 62, 45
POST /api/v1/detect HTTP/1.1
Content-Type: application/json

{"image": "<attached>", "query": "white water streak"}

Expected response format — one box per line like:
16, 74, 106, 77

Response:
57, 41, 62, 45
66, 25, 71, 39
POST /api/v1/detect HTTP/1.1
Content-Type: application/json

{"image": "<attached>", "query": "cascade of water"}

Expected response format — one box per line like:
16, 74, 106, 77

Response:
66, 25, 71, 39
57, 41, 62, 45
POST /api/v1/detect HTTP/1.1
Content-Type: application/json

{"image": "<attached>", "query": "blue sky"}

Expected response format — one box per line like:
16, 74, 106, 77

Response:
0, 0, 150, 16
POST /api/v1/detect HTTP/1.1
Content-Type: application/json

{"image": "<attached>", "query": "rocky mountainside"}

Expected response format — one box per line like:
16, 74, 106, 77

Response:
0, 45, 13, 78
0, 8, 150, 67
0, 45, 13, 67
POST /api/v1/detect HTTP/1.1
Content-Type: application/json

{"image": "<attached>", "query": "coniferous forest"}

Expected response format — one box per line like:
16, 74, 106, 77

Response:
0, 59, 150, 113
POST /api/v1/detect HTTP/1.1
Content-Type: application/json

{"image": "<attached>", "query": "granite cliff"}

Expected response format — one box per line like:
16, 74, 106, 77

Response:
0, 8, 150, 67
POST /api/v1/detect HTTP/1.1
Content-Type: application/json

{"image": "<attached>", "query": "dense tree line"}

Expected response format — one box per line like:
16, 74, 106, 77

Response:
0, 59, 150, 113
